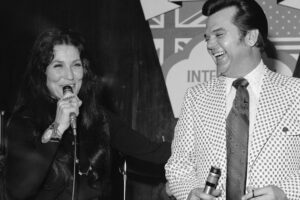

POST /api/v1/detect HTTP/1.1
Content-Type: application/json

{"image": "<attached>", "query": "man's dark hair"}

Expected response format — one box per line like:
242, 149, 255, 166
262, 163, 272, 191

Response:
202, 0, 268, 51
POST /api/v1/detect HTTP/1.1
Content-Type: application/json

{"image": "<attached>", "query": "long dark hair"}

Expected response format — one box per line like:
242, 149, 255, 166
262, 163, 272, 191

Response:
9, 28, 111, 195
13, 28, 103, 129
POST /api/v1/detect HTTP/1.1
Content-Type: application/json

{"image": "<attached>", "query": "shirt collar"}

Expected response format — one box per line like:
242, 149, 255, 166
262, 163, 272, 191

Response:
225, 60, 266, 96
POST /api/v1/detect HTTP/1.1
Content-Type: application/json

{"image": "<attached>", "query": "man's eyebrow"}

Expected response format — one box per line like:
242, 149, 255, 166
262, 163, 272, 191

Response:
212, 27, 225, 33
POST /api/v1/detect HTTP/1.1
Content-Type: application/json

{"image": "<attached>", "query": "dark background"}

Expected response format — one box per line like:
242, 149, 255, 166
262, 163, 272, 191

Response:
0, 0, 177, 199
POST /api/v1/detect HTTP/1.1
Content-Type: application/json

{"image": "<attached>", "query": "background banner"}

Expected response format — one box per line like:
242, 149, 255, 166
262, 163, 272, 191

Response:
142, 0, 300, 117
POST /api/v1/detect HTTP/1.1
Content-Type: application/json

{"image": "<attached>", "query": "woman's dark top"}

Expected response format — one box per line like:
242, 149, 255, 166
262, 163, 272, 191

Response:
5, 107, 171, 200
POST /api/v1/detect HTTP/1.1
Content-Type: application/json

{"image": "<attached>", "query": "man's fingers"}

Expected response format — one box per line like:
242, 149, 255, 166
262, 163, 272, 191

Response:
211, 189, 221, 197
187, 188, 220, 200
241, 189, 255, 200
242, 185, 287, 200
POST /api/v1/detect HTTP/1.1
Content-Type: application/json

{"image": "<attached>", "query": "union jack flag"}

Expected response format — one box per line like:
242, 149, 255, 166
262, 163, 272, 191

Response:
149, 0, 300, 72
149, 1, 206, 66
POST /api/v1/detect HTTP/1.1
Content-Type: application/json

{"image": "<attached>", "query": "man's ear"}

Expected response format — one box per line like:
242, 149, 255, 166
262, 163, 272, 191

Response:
246, 29, 259, 47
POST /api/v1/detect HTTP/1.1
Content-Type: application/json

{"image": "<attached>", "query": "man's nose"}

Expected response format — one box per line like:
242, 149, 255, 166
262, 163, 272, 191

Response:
206, 38, 216, 50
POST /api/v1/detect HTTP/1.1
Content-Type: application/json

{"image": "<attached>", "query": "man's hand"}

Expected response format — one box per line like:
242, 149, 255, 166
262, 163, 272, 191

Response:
187, 187, 221, 200
165, 182, 173, 196
241, 185, 287, 200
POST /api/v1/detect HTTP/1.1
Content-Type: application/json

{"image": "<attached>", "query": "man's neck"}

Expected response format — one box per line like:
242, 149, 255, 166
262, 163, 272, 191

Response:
227, 50, 262, 78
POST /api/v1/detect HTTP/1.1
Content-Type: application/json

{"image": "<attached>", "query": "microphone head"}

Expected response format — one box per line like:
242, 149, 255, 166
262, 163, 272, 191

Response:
62, 85, 77, 130
203, 166, 221, 194
210, 166, 221, 176
62, 85, 73, 95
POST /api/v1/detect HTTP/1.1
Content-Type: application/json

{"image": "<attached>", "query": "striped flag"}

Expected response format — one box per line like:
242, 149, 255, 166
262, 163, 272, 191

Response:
149, 1, 206, 76
261, 0, 300, 59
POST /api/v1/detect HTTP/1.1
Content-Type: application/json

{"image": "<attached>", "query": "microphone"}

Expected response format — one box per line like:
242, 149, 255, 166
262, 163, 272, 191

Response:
203, 166, 221, 195
62, 85, 77, 130
63, 86, 79, 200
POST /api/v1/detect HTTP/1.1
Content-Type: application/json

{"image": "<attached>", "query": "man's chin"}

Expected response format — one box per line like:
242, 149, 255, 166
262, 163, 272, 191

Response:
216, 67, 227, 77
216, 63, 231, 77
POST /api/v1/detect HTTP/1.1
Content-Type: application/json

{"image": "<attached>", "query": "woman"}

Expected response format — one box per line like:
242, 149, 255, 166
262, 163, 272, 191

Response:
6, 28, 170, 200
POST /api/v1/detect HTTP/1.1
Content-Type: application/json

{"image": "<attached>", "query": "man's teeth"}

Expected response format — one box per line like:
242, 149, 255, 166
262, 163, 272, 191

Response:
214, 52, 224, 57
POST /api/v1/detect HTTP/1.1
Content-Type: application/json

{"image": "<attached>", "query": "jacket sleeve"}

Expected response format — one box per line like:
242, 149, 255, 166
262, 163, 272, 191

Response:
165, 88, 199, 200
278, 98, 300, 200
109, 112, 171, 165
278, 86, 300, 200
279, 170, 300, 200
6, 116, 60, 199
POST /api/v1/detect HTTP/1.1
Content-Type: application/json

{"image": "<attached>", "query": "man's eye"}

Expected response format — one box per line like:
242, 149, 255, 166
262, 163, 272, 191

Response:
216, 33, 223, 37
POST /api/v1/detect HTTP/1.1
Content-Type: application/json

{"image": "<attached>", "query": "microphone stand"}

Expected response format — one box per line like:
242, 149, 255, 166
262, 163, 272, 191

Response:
0, 111, 4, 155
0, 111, 6, 200
123, 160, 127, 200
71, 118, 78, 200
62, 85, 79, 200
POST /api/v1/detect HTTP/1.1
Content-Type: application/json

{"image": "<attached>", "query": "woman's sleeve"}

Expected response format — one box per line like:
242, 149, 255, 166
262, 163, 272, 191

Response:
109, 113, 171, 165
6, 116, 60, 199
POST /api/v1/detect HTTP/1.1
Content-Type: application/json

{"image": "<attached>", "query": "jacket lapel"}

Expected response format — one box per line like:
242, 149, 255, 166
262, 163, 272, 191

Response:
248, 69, 294, 171
200, 77, 227, 180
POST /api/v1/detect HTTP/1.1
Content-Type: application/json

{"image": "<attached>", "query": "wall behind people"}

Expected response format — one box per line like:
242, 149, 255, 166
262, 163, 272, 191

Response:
140, 0, 300, 118
0, 0, 175, 199
95, 0, 177, 143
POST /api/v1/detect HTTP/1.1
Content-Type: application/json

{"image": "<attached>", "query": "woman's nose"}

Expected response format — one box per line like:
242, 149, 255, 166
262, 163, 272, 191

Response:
64, 67, 74, 80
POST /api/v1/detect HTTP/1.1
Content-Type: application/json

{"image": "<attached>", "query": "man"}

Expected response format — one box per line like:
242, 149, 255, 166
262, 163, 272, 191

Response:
165, 0, 300, 200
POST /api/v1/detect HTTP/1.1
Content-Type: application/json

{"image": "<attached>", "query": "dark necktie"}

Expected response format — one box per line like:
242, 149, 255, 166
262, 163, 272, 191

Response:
226, 78, 249, 200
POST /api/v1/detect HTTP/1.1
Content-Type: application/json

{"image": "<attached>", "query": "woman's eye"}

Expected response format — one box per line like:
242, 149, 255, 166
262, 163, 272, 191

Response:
216, 33, 223, 37
74, 63, 82, 67
53, 64, 62, 68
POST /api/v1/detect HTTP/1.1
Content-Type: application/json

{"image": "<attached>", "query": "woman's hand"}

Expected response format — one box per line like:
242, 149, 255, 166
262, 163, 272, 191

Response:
54, 93, 82, 135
